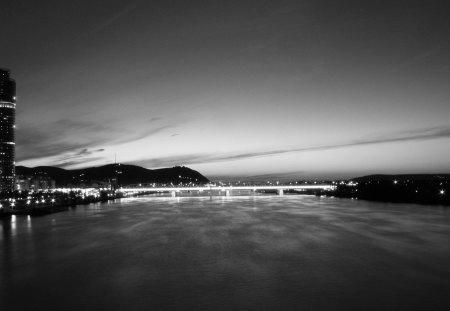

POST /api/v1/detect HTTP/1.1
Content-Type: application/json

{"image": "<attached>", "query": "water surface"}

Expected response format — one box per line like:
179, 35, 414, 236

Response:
1, 195, 450, 310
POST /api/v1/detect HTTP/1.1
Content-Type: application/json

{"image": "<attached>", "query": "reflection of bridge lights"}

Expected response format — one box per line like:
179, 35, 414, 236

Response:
393, 180, 398, 184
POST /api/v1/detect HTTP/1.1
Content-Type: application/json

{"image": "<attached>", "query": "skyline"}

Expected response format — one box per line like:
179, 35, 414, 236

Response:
2, 1, 450, 180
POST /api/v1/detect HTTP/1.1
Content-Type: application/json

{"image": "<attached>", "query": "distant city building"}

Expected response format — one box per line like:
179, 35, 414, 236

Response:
15, 175, 33, 191
0, 69, 16, 193
15, 175, 56, 191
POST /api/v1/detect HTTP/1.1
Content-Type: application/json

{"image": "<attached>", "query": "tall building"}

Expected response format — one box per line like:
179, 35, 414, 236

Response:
0, 69, 16, 193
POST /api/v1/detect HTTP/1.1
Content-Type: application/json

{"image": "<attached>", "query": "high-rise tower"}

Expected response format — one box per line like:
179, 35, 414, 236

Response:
0, 69, 16, 193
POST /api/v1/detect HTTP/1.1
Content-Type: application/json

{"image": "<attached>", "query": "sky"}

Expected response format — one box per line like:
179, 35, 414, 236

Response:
1, 0, 450, 180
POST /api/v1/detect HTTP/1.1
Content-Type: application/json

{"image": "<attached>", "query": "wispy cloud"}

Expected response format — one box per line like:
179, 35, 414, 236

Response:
53, 147, 107, 168
57, 156, 106, 169
15, 120, 111, 162
18, 124, 450, 169
134, 125, 450, 167
16, 117, 178, 165
220, 125, 450, 161
148, 117, 163, 122
89, 0, 145, 34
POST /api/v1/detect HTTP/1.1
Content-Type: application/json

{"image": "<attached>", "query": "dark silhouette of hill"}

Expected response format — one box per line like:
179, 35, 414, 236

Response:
351, 174, 450, 182
334, 174, 450, 206
16, 164, 209, 187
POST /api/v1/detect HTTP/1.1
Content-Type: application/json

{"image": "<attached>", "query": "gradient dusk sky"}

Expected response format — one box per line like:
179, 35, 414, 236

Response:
2, 0, 450, 180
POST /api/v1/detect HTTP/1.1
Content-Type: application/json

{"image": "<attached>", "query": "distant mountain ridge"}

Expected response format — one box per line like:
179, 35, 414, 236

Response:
351, 174, 450, 182
16, 164, 209, 187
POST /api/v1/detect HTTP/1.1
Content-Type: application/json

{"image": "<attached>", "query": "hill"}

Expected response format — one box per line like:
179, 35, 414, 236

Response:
351, 174, 450, 182
16, 164, 209, 187
334, 173, 450, 206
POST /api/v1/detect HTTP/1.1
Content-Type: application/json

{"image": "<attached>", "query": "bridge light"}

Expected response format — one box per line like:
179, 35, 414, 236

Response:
440, 190, 445, 195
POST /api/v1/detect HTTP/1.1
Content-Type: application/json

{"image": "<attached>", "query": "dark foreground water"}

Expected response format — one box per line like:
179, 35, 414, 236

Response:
1, 195, 450, 311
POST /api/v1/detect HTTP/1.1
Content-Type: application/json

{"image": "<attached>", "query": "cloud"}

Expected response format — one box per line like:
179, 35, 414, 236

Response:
73, 148, 105, 157
77, 148, 90, 156
133, 154, 215, 168
133, 125, 450, 167
15, 119, 113, 162
18, 122, 450, 170
214, 125, 450, 162
148, 117, 162, 122
89, 0, 145, 34
42, 148, 107, 169
16, 115, 179, 164
57, 157, 106, 169
349, 125, 450, 147
115, 125, 174, 143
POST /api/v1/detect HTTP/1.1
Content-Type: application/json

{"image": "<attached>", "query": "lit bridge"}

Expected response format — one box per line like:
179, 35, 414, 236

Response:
118, 185, 336, 196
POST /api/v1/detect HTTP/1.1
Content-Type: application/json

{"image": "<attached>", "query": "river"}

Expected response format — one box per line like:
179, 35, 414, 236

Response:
1, 194, 450, 310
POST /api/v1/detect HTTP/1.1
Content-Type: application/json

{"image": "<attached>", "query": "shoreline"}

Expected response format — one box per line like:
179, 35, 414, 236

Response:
2, 188, 448, 219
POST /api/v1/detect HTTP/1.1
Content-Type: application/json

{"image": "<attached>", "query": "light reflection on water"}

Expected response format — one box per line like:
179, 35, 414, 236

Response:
1, 195, 450, 311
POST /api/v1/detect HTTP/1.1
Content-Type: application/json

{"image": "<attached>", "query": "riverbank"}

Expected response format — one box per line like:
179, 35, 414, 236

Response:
322, 179, 449, 206
0, 190, 123, 217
